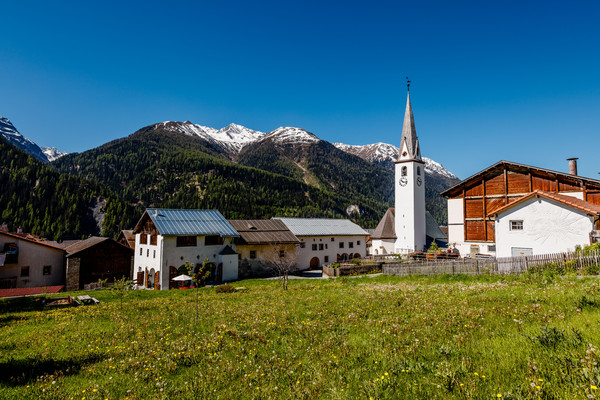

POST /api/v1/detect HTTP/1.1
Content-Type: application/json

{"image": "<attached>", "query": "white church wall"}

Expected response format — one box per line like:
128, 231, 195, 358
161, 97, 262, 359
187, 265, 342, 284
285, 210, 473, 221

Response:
370, 239, 395, 255
394, 161, 426, 253
494, 197, 594, 258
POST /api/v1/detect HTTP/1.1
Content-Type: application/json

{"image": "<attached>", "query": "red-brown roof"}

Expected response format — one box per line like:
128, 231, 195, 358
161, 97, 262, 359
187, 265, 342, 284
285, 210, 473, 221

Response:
489, 190, 600, 217
0, 286, 64, 298
0, 231, 64, 251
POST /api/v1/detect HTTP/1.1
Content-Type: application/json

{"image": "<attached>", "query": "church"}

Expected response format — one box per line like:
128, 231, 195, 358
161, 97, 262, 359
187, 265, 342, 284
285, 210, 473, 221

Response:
369, 85, 446, 255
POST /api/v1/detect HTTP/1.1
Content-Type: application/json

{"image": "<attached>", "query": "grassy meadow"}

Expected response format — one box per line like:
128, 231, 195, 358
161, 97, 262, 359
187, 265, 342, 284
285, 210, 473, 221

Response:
2, 273, 600, 399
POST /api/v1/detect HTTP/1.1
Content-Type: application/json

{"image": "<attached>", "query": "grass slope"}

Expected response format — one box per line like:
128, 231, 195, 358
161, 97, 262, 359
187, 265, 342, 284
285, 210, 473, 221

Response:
3, 274, 600, 399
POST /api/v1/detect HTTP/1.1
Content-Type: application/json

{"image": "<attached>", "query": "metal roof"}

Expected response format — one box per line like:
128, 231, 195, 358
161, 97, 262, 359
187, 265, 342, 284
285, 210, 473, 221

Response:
274, 218, 368, 237
228, 219, 299, 245
142, 209, 239, 237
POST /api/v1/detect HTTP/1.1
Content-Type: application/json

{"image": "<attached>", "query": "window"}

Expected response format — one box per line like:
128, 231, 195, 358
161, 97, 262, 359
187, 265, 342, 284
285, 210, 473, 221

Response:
139, 248, 143, 256
300, 242, 306, 248
331, 238, 334, 242
349, 242, 354, 248
153, 250, 156, 259
319, 244, 324, 250
339, 242, 344, 249
205, 235, 223, 246
357, 240, 361, 245
20, 266, 29, 277
510, 220, 523, 231
43, 265, 51, 275
401, 166, 407, 177
250, 250, 257, 259
279, 250, 285, 258
312, 244, 317, 251
147, 249, 149, 257
150, 235, 157, 245
177, 236, 197, 247
417, 166, 421, 176
324, 256, 329, 262
488, 245, 496, 252
325, 244, 328, 249
140, 234, 147, 244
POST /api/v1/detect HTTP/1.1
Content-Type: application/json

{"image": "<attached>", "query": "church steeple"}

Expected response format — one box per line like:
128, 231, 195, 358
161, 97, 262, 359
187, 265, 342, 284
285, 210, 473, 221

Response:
397, 88, 422, 162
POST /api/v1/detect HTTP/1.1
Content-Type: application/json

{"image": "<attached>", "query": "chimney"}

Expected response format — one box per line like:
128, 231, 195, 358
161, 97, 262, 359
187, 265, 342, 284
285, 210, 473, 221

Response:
567, 157, 578, 175
17, 226, 23, 234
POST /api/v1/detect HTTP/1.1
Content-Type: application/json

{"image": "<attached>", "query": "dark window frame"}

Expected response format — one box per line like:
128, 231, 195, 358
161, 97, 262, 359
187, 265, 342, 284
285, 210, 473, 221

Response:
176, 236, 197, 247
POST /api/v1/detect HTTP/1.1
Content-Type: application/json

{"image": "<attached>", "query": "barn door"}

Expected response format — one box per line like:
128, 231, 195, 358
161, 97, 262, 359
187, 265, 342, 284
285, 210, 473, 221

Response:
137, 271, 144, 285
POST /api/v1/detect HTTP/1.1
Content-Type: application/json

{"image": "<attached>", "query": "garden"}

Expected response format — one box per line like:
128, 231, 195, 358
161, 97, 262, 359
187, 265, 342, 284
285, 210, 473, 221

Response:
2, 271, 600, 399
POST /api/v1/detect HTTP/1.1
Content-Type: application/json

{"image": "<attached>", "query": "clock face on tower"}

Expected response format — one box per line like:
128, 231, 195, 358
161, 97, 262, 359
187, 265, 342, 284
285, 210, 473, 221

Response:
399, 177, 408, 187
416, 177, 422, 186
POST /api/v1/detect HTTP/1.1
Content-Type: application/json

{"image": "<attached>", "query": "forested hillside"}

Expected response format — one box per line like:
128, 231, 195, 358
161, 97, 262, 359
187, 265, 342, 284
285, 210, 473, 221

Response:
0, 137, 137, 240
52, 125, 391, 228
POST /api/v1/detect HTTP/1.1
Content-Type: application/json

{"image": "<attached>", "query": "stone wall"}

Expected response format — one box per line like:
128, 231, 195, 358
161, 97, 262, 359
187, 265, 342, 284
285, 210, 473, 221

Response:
66, 257, 81, 291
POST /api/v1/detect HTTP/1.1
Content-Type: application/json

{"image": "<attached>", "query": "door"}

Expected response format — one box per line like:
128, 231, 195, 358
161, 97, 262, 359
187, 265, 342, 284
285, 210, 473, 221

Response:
309, 257, 320, 270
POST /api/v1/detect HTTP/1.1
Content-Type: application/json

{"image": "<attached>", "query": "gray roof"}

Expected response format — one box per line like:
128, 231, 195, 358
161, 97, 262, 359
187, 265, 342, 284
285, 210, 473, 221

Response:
274, 218, 368, 237
425, 212, 447, 240
137, 209, 239, 237
398, 91, 422, 162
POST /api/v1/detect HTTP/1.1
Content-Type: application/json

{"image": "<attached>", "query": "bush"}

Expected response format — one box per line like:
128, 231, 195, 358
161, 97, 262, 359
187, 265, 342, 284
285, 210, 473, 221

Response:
215, 283, 235, 293
330, 263, 340, 269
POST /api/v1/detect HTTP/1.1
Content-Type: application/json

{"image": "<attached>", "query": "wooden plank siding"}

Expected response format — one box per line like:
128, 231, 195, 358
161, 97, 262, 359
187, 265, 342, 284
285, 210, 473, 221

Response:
445, 162, 600, 243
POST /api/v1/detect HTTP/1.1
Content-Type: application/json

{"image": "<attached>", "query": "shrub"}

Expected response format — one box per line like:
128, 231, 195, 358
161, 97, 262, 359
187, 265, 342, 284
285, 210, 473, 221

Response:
350, 258, 361, 265
215, 283, 235, 293
330, 263, 340, 269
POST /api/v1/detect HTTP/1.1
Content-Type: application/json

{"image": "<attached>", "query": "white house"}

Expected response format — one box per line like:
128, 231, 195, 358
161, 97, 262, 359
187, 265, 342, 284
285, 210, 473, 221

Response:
490, 190, 600, 258
132, 209, 239, 290
274, 218, 368, 269
0, 230, 65, 289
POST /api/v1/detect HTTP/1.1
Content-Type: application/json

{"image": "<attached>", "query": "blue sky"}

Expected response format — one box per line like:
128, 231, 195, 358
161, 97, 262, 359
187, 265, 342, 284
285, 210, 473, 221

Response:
1, 0, 599, 179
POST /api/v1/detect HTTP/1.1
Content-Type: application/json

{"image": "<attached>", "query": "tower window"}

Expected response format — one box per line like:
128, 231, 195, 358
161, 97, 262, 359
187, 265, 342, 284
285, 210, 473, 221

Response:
401, 166, 407, 177
417, 166, 421, 176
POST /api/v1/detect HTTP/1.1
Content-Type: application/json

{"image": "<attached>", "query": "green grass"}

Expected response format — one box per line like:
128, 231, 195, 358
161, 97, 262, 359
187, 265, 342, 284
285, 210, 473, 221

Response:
2, 274, 600, 399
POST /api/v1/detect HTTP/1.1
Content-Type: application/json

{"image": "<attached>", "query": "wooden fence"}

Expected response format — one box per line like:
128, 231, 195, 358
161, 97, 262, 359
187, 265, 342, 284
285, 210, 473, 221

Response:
383, 250, 600, 276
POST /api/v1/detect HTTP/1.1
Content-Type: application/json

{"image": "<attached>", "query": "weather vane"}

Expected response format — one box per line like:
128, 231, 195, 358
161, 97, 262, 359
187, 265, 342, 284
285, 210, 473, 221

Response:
406, 77, 411, 91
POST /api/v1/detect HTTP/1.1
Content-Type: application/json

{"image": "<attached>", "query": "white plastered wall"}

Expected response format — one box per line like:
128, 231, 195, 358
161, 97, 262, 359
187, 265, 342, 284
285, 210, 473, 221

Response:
296, 235, 367, 269
494, 197, 594, 258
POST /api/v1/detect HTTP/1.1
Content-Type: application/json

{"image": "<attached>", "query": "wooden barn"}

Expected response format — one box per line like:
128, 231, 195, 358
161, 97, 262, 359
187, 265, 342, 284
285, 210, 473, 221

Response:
441, 160, 600, 257
65, 237, 134, 291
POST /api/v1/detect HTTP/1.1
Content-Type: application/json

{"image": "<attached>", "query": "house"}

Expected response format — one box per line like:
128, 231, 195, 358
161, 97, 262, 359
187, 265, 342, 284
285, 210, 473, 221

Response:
228, 219, 300, 279
441, 159, 600, 256
369, 209, 447, 255
0, 230, 65, 289
274, 218, 368, 269
489, 190, 600, 257
132, 209, 239, 290
64, 237, 134, 291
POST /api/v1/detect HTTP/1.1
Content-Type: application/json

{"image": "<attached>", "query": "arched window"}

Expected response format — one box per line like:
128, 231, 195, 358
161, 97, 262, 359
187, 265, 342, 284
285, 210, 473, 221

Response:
401, 166, 407, 176
417, 166, 421, 176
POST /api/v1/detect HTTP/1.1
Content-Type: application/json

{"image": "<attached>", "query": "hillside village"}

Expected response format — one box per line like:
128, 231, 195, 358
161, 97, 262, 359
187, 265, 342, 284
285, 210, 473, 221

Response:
2, 88, 599, 296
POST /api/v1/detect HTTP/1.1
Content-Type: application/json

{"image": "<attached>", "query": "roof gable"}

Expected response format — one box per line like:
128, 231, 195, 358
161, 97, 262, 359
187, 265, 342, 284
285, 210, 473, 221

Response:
0, 231, 64, 252
134, 209, 239, 237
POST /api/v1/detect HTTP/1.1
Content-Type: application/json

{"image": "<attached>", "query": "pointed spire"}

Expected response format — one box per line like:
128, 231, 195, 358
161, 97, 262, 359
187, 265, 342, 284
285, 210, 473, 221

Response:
397, 88, 422, 162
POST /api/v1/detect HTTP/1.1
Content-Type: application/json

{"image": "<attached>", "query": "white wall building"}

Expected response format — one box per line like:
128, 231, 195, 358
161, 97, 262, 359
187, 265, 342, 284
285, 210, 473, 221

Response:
133, 209, 239, 290
491, 191, 600, 258
275, 218, 368, 269
0, 231, 65, 289
394, 88, 426, 253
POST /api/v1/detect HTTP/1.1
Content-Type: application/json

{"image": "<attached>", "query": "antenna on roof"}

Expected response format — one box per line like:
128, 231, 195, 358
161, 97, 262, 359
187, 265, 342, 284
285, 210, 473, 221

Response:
406, 77, 411, 91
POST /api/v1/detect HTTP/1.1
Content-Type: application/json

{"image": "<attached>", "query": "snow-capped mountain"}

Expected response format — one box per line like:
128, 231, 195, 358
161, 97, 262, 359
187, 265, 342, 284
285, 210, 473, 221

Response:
41, 146, 68, 162
260, 127, 320, 145
333, 141, 457, 179
0, 117, 67, 162
156, 121, 265, 154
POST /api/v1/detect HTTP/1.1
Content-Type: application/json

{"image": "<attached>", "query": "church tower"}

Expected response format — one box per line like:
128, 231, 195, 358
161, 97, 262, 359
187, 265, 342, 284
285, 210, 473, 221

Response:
394, 84, 426, 253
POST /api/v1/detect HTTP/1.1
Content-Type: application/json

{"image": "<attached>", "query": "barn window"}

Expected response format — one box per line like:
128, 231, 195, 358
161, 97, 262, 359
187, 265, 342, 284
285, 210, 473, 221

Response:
150, 235, 157, 245
250, 251, 256, 259
401, 166, 407, 177
510, 220, 524, 231
417, 166, 421, 176
177, 236, 197, 247
204, 235, 223, 246
21, 266, 30, 277
43, 265, 51, 275
279, 250, 285, 258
